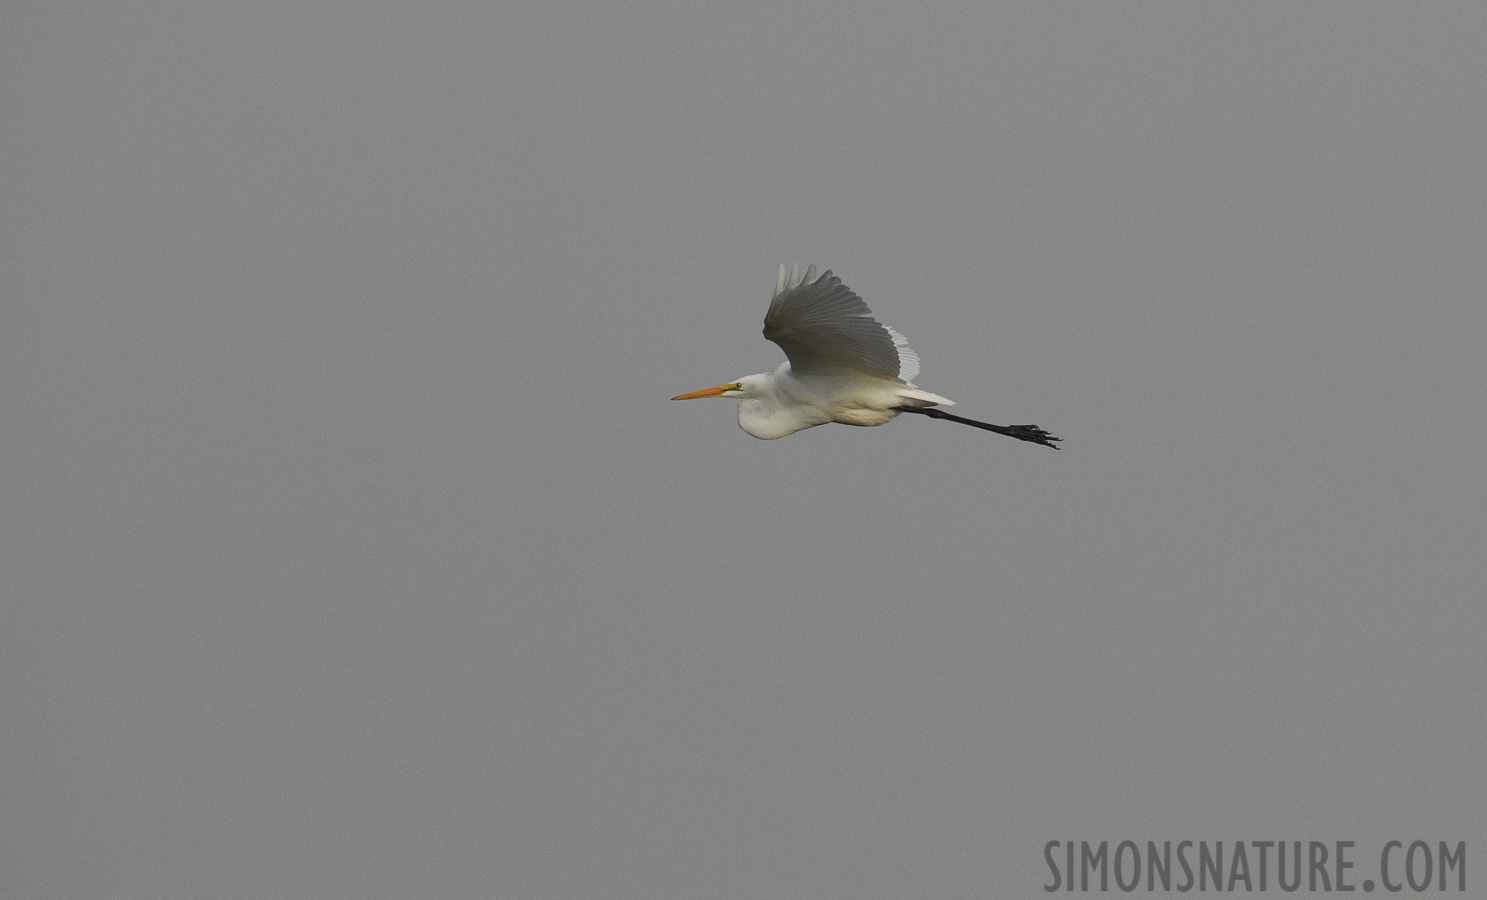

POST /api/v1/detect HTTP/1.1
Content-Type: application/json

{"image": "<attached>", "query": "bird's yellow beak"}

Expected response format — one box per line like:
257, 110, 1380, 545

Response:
672, 383, 737, 400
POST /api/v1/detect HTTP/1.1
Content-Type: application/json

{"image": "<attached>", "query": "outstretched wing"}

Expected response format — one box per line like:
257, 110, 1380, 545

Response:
762, 264, 920, 383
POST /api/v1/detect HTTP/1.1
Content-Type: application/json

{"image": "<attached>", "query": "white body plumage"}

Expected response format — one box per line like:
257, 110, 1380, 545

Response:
730, 360, 951, 439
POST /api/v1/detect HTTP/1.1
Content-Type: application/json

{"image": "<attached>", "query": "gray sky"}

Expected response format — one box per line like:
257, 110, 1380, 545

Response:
4, 3, 1484, 897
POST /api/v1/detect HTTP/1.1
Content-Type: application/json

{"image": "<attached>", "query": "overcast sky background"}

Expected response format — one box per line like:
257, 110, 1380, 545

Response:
4, 3, 1485, 898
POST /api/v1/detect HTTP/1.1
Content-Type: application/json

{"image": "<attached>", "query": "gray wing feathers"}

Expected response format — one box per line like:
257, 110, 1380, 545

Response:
763, 267, 908, 381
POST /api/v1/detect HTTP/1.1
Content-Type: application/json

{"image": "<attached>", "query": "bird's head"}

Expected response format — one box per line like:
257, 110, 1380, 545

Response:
671, 373, 767, 401
671, 381, 744, 401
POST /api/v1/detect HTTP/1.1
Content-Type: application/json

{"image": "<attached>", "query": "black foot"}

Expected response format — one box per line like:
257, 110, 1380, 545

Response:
1004, 424, 1061, 449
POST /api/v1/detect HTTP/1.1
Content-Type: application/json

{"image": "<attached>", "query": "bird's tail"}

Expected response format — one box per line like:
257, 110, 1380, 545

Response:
896, 389, 954, 407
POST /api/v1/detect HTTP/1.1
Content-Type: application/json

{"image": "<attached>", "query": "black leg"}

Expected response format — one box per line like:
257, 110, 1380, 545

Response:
895, 406, 1061, 448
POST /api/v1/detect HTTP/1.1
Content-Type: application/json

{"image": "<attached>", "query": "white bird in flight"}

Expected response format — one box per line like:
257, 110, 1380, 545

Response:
673, 264, 1060, 448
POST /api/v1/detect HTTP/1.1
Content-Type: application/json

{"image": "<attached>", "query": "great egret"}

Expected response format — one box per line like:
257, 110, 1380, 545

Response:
673, 265, 1060, 447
